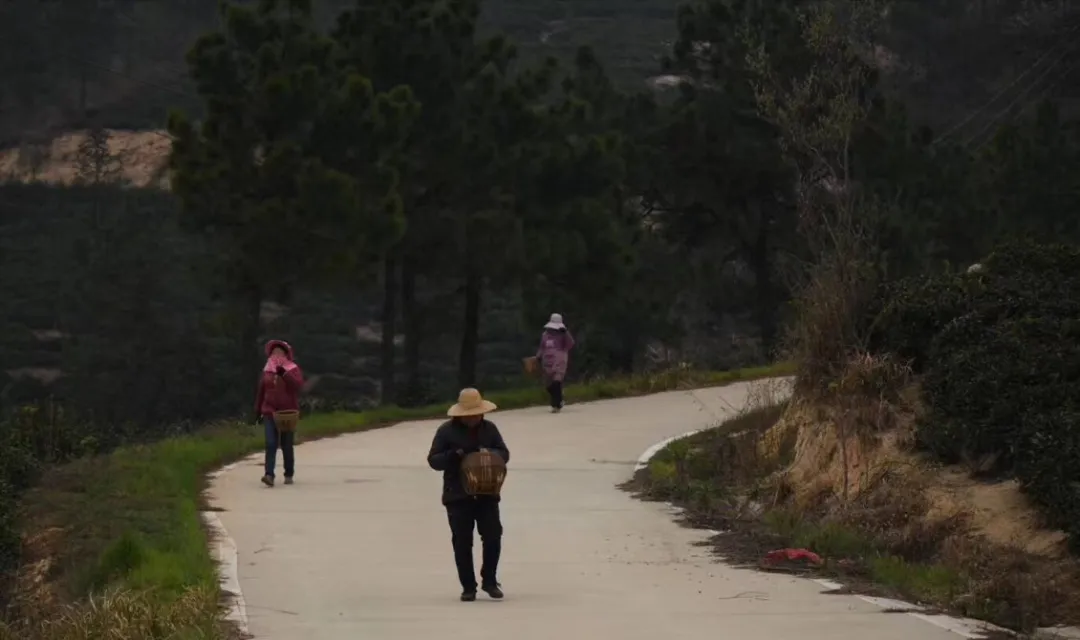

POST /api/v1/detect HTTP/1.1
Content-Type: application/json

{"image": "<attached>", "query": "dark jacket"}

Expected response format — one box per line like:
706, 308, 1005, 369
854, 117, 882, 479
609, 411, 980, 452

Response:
426, 418, 510, 505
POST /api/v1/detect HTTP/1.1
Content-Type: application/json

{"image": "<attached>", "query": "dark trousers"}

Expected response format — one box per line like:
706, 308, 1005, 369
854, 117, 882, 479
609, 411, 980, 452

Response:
546, 380, 564, 408
263, 417, 295, 478
446, 498, 502, 591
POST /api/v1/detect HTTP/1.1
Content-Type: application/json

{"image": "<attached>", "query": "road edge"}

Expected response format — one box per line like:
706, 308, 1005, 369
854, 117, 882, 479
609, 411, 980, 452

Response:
632, 420, 1080, 640
203, 463, 249, 637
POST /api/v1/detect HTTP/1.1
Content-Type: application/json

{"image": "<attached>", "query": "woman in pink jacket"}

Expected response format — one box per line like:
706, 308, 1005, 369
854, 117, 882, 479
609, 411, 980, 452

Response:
536, 313, 575, 413
254, 339, 304, 487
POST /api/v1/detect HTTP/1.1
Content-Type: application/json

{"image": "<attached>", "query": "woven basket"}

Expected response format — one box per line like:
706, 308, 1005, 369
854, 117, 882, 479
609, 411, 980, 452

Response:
522, 356, 539, 376
273, 409, 300, 433
461, 449, 507, 496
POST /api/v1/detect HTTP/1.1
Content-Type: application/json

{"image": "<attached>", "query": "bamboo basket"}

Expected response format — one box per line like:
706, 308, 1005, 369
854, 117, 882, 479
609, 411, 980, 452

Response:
522, 356, 539, 376
273, 409, 300, 433
461, 450, 507, 496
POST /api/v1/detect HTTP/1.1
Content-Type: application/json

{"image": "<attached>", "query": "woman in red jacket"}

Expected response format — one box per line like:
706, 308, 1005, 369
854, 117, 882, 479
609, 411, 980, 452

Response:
255, 339, 304, 487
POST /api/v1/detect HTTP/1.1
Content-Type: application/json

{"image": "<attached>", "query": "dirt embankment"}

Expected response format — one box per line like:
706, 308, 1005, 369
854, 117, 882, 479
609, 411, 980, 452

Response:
632, 370, 1080, 635
762, 396, 1069, 558
758, 385, 1080, 632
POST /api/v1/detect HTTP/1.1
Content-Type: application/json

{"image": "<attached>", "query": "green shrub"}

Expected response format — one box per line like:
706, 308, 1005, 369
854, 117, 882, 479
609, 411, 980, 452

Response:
869, 272, 980, 372
921, 310, 1080, 462
876, 239, 1080, 548
1014, 410, 1080, 550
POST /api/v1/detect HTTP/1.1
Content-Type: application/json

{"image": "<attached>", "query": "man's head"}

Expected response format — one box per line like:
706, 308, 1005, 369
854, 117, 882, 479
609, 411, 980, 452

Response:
458, 414, 483, 427
447, 387, 497, 425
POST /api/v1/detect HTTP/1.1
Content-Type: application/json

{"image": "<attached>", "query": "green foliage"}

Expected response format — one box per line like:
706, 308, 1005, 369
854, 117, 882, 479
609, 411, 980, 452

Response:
869, 272, 983, 371
1014, 409, 1080, 545
974, 102, 1080, 245
635, 401, 789, 506
0, 402, 101, 588
167, 0, 416, 375
874, 240, 1080, 548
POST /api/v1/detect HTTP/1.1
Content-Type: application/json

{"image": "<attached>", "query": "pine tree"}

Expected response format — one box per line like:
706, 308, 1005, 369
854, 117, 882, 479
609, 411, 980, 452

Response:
167, 0, 416, 384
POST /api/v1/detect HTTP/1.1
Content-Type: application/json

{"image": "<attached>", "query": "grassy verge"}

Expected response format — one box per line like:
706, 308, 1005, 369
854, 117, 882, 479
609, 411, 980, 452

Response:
629, 401, 1077, 635
760, 510, 964, 604
7, 363, 791, 638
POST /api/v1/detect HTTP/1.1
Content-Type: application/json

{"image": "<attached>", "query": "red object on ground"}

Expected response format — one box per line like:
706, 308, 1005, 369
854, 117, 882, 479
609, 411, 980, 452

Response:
763, 548, 824, 566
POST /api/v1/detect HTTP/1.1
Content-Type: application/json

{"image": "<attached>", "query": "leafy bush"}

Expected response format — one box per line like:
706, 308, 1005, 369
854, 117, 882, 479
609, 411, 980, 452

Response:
1014, 410, 1080, 547
873, 239, 1080, 548
921, 312, 1080, 465
0, 403, 101, 590
869, 273, 980, 372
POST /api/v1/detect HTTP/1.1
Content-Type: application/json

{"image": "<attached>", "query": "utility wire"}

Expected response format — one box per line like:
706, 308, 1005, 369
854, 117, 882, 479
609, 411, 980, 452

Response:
963, 41, 1080, 150
970, 58, 1079, 153
931, 22, 1080, 147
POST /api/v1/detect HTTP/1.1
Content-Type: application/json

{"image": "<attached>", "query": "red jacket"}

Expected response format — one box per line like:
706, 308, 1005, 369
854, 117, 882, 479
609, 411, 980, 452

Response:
255, 340, 304, 417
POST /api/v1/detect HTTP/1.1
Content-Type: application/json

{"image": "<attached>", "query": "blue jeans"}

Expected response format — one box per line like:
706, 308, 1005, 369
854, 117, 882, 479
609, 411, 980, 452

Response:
264, 417, 295, 478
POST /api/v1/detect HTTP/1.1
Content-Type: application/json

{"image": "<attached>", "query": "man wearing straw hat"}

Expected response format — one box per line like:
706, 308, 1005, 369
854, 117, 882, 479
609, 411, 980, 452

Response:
427, 388, 511, 601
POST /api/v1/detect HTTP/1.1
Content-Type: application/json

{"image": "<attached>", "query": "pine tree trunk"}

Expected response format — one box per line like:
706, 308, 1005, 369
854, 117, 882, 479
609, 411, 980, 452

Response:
401, 256, 422, 406
458, 271, 481, 389
379, 255, 398, 404
749, 222, 778, 357
240, 284, 263, 409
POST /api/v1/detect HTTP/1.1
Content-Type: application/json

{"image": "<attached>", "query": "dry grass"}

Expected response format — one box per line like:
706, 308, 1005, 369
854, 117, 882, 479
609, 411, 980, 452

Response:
637, 357, 1080, 632
763, 358, 1080, 630
0, 586, 227, 640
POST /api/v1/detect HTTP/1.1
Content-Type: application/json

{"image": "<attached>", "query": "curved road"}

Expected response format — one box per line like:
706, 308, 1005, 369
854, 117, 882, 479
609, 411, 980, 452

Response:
208, 381, 974, 640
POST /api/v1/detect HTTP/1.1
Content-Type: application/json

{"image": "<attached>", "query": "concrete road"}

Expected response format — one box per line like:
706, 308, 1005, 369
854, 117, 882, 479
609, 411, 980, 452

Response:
208, 381, 973, 640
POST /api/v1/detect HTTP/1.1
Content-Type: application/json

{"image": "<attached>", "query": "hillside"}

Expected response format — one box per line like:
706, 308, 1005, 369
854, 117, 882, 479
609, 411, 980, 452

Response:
0, 130, 170, 188
1, 0, 1077, 144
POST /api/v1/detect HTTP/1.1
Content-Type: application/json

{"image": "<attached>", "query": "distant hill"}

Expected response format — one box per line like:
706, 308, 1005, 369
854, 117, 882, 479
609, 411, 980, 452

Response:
0, 130, 170, 188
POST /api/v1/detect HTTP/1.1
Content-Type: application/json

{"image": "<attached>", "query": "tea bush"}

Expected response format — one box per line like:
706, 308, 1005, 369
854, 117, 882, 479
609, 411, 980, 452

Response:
869, 273, 981, 372
0, 403, 101, 591
1014, 409, 1080, 541
872, 239, 1080, 548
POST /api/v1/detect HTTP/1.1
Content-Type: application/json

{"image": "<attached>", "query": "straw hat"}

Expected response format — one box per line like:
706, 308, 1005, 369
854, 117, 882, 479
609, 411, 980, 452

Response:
544, 313, 566, 330
447, 388, 498, 417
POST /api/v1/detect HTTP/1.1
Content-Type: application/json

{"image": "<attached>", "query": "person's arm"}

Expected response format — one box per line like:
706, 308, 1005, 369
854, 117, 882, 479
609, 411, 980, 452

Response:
487, 424, 510, 465
564, 330, 575, 351
535, 336, 545, 360
427, 425, 459, 471
281, 365, 304, 391
253, 376, 265, 422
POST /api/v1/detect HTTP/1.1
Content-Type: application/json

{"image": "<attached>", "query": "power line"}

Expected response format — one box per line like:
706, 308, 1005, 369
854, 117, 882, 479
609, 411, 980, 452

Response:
970, 59, 1079, 153
963, 42, 1080, 150
931, 22, 1080, 147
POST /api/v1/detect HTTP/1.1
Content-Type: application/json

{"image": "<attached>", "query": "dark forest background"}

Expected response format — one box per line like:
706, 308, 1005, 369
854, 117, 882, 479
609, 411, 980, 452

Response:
0, 0, 1077, 429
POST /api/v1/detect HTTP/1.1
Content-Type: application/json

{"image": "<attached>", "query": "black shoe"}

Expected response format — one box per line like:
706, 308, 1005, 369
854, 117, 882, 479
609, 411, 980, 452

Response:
482, 583, 503, 599
261, 474, 274, 487
460, 590, 477, 602
284, 477, 294, 485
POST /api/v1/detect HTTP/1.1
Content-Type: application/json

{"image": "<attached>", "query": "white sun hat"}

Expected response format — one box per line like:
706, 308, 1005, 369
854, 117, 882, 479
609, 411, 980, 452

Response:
543, 313, 566, 330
